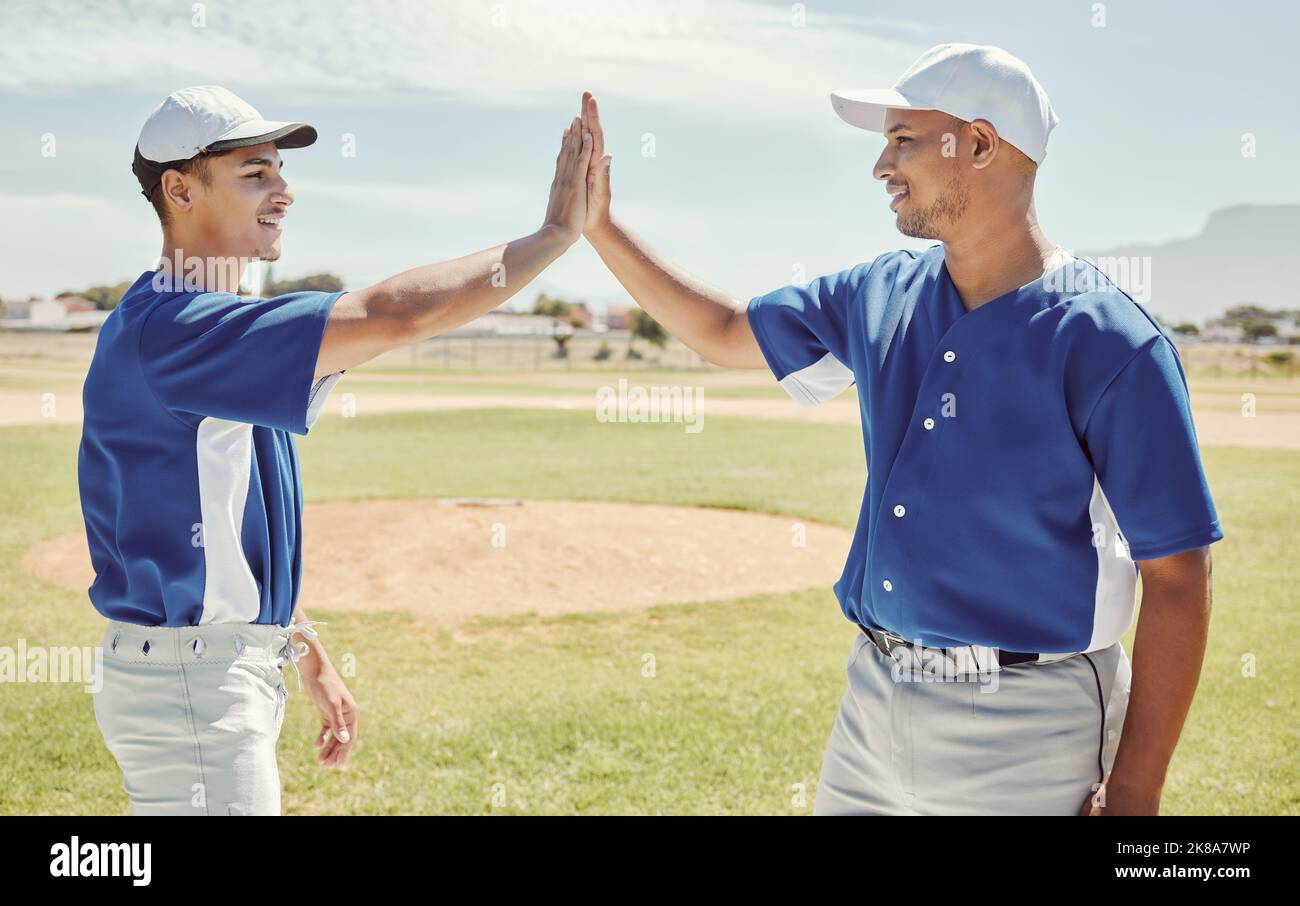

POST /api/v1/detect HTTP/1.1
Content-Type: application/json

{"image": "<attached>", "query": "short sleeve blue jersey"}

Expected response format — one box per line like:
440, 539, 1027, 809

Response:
77, 271, 347, 627
747, 245, 1224, 653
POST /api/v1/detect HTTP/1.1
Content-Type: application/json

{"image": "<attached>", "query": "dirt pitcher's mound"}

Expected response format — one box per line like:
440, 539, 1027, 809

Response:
24, 499, 851, 621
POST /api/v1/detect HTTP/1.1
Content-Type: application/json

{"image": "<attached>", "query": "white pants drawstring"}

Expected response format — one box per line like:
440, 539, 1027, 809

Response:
274, 619, 326, 693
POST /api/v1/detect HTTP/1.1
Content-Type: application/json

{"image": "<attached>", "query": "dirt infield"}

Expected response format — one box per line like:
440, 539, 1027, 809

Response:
23, 498, 852, 621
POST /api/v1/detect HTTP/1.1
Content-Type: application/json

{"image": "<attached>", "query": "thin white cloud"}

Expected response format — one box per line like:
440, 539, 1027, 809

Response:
0, 0, 924, 115
0, 0, 930, 300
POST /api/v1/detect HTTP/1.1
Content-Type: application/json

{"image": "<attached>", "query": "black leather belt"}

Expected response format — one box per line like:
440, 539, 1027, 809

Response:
860, 625, 1041, 668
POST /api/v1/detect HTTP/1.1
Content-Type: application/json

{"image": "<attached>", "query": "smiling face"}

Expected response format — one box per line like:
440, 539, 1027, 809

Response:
157, 141, 294, 262
872, 108, 972, 240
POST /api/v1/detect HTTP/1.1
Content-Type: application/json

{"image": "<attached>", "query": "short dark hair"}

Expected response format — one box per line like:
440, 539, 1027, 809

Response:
148, 148, 234, 228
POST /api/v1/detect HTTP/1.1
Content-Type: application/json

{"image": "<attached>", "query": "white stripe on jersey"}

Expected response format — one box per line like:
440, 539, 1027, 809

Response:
1088, 473, 1138, 651
779, 351, 855, 407
196, 417, 261, 624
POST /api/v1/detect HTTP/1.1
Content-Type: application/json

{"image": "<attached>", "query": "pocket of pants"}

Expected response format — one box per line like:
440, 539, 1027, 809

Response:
225, 657, 285, 731
1092, 645, 1132, 774
848, 630, 870, 669
274, 675, 287, 732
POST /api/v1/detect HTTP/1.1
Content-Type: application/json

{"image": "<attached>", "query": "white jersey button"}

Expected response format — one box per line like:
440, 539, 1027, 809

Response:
882, 579, 894, 592
923, 417, 935, 430
943, 350, 956, 362
893, 504, 906, 517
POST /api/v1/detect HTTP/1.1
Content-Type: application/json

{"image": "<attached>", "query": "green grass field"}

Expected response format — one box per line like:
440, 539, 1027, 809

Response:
1, 386, 1297, 814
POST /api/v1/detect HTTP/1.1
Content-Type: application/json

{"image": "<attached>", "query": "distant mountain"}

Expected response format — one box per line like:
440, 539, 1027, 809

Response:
1077, 204, 1300, 325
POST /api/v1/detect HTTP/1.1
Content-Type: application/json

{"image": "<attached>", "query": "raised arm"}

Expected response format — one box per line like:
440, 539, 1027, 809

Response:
579, 92, 766, 370
312, 119, 593, 381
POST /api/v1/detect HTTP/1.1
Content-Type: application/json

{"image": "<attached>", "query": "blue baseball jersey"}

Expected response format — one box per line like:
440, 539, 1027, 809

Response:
747, 244, 1224, 653
77, 271, 347, 627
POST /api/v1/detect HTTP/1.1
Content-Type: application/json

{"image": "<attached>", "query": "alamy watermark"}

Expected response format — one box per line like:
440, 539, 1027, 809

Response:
0, 640, 102, 693
883, 639, 1003, 693
596, 378, 704, 433
1044, 253, 1152, 303
49, 837, 150, 886
149, 250, 270, 295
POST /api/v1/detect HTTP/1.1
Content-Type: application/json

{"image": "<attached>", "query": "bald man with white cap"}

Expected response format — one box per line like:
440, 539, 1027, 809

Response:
574, 43, 1221, 815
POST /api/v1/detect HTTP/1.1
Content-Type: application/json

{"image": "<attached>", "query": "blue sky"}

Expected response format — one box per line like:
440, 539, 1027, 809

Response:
1, 0, 1297, 307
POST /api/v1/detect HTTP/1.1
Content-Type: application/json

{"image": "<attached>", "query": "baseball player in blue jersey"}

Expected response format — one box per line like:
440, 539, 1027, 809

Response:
79, 86, 594, 814
575, 44, 1223, 815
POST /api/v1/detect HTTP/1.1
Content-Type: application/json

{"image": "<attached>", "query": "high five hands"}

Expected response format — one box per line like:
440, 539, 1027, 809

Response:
549, 90, 767, 371
579, 91, 613, 237
542, 111, 593, 241
542, 92, 613, 243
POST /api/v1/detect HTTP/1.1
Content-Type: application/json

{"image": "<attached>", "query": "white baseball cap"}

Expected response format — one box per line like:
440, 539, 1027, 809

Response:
132, 85, 317, 200
829, 43, 1059, 165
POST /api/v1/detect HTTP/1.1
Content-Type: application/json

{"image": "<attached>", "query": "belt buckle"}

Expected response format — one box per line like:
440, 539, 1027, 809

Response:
877, 629, 909, 661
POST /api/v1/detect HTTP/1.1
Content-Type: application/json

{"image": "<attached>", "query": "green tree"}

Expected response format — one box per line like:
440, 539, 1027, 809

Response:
68, 281, 136, 310
1242, 319, 1277, 343
1223, 304, 1278, 324
627, 308, 668, 358
532, 293, 573, 319
1171, 322, 1200, 336
550, 320, 574, 359
264, 270, 344, 295
532, 294, 586, 356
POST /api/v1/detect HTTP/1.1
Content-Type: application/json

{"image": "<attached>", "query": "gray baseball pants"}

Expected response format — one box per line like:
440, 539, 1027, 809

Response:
814, 629, 1132, 815
92, 620, 298, 816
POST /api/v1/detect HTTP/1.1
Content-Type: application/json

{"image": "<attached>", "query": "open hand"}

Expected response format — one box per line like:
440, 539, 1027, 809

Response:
543, 114, 594, 241
579, 91, 613, 236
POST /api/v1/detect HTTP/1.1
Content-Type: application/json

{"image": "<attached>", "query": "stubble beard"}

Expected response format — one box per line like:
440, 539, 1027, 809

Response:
897, 172, 970, 240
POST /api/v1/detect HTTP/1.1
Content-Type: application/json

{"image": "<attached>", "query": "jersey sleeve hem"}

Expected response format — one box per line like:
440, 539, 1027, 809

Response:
1128, 521, 1224, 561
746, 300, 850, 408
304, 370, 346, 432
779, 373, 821, 408
285, 291, 347, 435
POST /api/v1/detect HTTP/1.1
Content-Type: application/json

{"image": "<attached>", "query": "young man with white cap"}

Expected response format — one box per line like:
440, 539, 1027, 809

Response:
574, 43, 1222, 815
79, 86, 594, 814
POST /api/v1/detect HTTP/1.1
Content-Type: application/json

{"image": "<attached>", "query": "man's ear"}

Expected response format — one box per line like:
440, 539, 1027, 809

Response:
968, 119, 999, 171
160, 169, 195, 216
